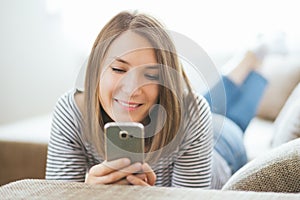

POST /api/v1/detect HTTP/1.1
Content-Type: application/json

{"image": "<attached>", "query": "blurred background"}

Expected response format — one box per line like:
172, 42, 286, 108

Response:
1, 0, 300, 125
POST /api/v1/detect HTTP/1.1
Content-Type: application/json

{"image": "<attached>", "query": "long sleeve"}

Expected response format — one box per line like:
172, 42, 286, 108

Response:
46, 91, 87, 182
172, 95, 213, 188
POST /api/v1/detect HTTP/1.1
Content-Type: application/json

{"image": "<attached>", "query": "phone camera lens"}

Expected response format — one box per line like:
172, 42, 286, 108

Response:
121, 133, 127, 138
119, 130, 128, 139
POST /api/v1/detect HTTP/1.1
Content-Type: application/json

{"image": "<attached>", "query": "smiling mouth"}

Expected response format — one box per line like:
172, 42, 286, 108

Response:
115, 99, 143, 109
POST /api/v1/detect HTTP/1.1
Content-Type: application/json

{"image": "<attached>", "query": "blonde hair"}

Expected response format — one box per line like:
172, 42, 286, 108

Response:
83, 11, 195, 161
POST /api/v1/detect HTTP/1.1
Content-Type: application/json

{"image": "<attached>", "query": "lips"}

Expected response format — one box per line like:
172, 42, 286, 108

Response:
114, 99, 143, 110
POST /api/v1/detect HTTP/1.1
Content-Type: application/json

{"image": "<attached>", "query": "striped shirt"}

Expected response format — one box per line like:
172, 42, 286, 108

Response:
46, 89, 214, 188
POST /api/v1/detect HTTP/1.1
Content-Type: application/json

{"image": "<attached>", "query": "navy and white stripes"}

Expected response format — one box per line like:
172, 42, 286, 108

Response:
46, 89, 213, 188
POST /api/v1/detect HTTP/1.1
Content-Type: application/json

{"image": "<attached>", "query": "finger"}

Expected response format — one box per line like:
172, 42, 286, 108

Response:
99, 162, 142, 184
89, 158, 131, 176
135, 173, 147, 181
114, 174, 146, 185
114, 178, 130, 185
126, 175, 149, 186
142, 163, 156, 186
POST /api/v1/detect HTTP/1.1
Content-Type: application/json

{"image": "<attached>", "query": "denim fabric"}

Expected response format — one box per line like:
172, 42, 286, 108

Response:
204, 71, 268, 174
205, 71, 268, 132
224, 71, 268, 132
212, 114, 247, 174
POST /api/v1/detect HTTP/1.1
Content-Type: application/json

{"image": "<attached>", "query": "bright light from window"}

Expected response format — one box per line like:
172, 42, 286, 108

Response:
46, 0, 300, 56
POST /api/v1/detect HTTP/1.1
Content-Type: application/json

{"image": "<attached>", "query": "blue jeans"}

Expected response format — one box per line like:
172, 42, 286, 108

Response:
205, 71, 268, 174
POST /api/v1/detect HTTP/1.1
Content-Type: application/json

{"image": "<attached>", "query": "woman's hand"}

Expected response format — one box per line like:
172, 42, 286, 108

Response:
85, 158, 143, 185
126, 163, 156, 186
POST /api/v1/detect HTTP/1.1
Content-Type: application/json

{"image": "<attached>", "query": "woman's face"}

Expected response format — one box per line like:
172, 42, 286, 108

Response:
99, 31, 160, 122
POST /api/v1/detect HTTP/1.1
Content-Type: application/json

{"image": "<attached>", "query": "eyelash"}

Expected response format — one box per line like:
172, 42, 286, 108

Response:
111, 66, 159, 81
144, 74, 159, 80
111, 67, 126, 73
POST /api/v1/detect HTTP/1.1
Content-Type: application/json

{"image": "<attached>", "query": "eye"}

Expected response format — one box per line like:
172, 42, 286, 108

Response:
144, 73, 159, 81
111, 66, 126, 73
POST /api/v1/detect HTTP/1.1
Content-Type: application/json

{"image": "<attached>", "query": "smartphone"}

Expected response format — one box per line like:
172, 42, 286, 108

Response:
104, 122, 145, 163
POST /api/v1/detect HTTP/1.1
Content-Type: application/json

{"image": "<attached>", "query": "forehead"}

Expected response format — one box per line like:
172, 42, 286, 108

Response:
106, 30, 156, 63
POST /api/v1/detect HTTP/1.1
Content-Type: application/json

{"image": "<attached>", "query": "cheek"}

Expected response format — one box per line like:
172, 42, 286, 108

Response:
145, 84, 159, 103
99, 72, 116, 104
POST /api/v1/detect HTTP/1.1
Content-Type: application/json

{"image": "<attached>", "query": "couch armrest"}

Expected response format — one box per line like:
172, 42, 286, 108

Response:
0, 140, 47, 186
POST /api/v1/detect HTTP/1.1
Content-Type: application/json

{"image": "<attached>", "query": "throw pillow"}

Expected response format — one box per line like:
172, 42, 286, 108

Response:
272, 83, 300, 147
256, 55, 300, 120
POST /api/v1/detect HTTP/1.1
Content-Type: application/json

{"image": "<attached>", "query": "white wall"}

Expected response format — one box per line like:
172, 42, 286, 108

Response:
0, 0, 84, 124
1, 0, 299, 124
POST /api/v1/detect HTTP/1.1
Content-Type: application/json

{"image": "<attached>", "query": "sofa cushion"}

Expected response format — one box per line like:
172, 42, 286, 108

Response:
272, 83, 300, 147
222, 138, 300, 193
243, 117, 274, 161
256, 55, 300, 121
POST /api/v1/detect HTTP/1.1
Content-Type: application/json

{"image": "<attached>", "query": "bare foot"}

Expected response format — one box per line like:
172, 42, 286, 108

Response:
228, 51, 262, 85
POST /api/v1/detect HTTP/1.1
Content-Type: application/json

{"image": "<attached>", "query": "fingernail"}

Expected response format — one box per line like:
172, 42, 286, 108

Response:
123, 158, 131, 165
134, 162, 142, 169
127, 175, 134, 181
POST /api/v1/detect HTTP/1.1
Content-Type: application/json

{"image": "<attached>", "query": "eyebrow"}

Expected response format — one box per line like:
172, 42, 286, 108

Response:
114, 57, 130, 65
113, 57, 159, 69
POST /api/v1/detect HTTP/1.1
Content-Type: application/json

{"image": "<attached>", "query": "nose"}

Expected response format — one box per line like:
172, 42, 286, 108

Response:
120, 70, 142, 96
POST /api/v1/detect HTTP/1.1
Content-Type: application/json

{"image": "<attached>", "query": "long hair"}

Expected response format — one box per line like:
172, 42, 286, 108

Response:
83, 11, 195, 161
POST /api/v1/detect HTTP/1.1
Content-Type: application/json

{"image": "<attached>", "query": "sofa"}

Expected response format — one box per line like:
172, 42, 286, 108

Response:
0, 54, 299, 193
0, 113, 51, 186
244, 54, 300, 160
222, 138, 300, 193
0, 141, 47, 186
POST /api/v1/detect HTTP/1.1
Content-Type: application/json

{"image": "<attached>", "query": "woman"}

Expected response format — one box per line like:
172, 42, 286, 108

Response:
46, 11, 213, 188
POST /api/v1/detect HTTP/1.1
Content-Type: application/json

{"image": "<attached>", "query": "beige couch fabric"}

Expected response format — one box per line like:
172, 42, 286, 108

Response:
257, 55, 300, 121
1, 179, 299, 200
272, 83, 300, 147
222, 138, 300, 193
